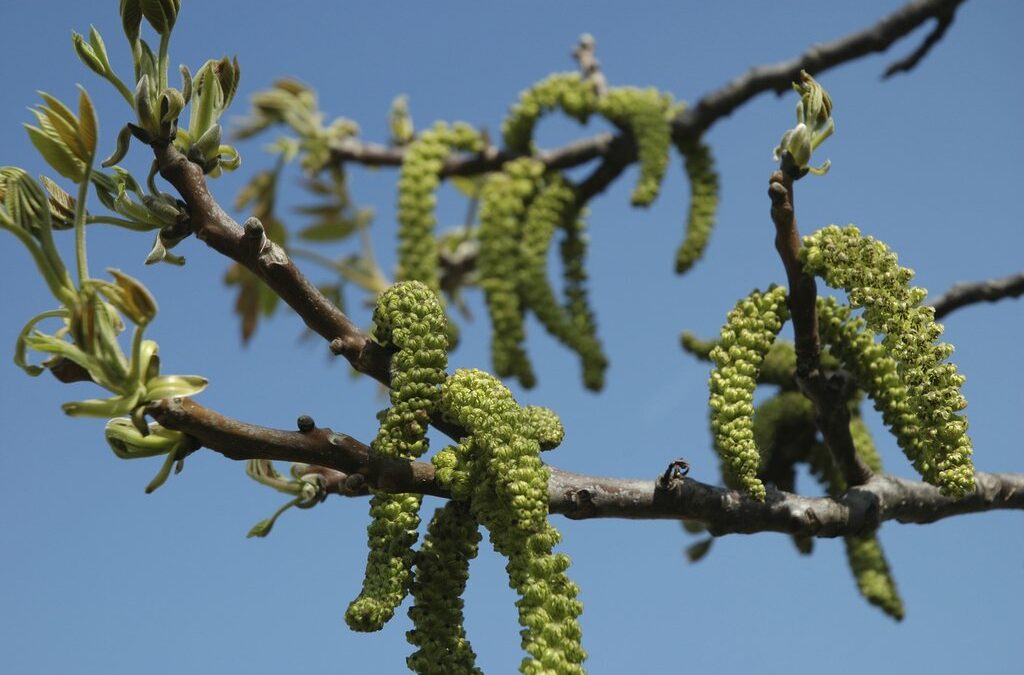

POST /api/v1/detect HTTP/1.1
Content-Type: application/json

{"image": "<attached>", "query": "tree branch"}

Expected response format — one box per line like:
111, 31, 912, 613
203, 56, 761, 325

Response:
676, 0, 966, 138
768, 170, 873, 488
146, 397, 1024, 536
882, 8, 957, 79
327, 0, 966, 174
146, 396, 444, 497
152, 142, 386, 375
928, 272, 1024, 320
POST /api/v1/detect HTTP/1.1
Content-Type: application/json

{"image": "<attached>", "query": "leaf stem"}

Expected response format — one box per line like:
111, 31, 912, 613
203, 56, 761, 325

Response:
74, 164, 93, 285
86, 215, 157, 231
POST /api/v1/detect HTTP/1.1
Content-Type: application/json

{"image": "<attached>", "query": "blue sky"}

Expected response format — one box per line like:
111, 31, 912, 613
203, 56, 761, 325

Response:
0, 2, 1021, 673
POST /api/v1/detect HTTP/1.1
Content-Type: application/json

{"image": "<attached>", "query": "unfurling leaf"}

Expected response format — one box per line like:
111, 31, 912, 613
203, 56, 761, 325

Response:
26, 125, 83, 182
103, 125, 133, 167
120, 0, 143, 43
78, 86, 98, 157
72, 32, 106, 75
140, 0, 180, 35
144, 374, 208, 400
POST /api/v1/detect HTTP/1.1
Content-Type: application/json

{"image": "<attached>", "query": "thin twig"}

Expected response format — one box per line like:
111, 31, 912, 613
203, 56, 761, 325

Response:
676, 0, 966, 138
572, 33, 609, 97
929, 272, 1024, 320
883, 10, 956, 78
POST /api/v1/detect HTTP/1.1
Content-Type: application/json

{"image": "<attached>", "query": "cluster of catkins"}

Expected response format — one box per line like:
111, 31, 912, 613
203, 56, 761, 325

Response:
752, 391, 904, 620
695, 227, 974, 501
396, 122, 485, 293
801, 225, 974, 498
476, 156, 607, 391
681, 223, 977, 617
391, 71, 721, 390
349, 281, 584, 674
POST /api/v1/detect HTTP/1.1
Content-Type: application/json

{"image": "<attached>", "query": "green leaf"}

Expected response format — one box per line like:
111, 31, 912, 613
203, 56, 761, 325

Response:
62, 394, 138, 418
144, 374, 208, 401
40, 175, 78, 228
72, 32, 105, 75
25, 125, 83, 181
246, 518, 275, 538
298, 218, 356, 242
158, 87, 185, 124
120, 0, 143, 43
34, 107, 88, 164
105, 417, 181, 458
37, 92, 78, 128
141, 0, 175, 34
103, 125, 133, 167
87, 27, 112, 70
14, 309, 69, 376
685, 538, 713, 563
78, 86, 98, 157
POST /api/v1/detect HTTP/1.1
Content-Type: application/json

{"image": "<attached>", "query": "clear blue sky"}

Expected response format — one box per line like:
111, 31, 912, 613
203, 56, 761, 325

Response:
1, 2, 1021, 673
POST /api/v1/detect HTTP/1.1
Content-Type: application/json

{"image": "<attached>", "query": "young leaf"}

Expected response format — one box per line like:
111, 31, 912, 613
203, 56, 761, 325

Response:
298, 218, 356, 242
78, 86, 98, 157
120, 0, 143, 43
25, 125, 83, 181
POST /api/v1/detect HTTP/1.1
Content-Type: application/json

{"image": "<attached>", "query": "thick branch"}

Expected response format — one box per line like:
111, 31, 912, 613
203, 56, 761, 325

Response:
768, 170, 873, 488
147, 397, 1023, 536
928, 272, 1024, 320
152, 142, 385, 376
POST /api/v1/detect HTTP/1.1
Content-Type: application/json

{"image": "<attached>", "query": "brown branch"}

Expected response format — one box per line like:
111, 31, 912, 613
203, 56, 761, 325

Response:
676, 0, 967, 138
328, 133, 617, 177
326, 0, 966, 176
152, 142, 381, 375
768, 170, 873, 488
928, 272, 1024, 320
146, 397, 444, 497
883, 9, 956, 78
146, 397, 1024, 536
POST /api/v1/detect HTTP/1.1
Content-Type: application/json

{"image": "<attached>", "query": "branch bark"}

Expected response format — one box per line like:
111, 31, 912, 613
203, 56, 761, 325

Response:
768, 170, 874, 488
146, 397, 1024, 536
928, 272, 1024, 320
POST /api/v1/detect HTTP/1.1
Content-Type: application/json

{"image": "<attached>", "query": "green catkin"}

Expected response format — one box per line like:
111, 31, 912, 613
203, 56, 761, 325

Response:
801, 225, 974, 499
346, 282, 449, 632
559, 210, 605, 391
808, 415, 904, 621
406, 502, 483, 675
596, 87, 672, 207
752, 391, 817, 554
708, 286, 790, 501
751, 391, 816, 478
674, 138, 719, 273
519, 173, 608, 391
682, 332, 811, 388
522, 405, 565, 451
439, 369, 585, 675
816, 297, 921, 462
397, 121, 484, 294
478, 158, 544, 388
502, 73, 598, 153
